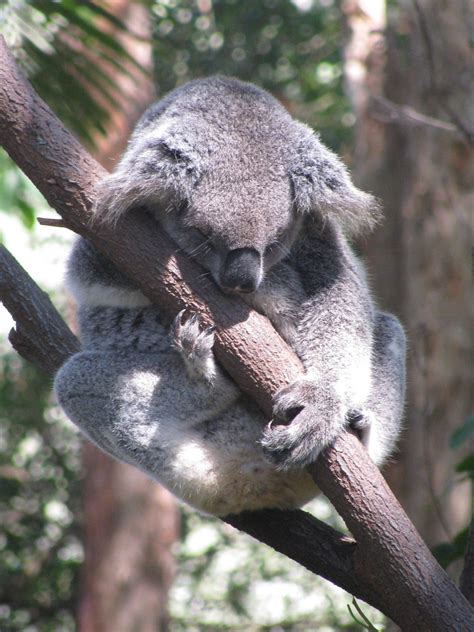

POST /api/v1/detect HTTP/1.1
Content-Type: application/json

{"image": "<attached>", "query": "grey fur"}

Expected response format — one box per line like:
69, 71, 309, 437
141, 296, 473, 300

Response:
55, 76, 405, 515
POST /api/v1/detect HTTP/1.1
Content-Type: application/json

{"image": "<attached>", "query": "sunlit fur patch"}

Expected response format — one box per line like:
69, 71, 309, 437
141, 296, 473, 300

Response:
67, 277, 151, 309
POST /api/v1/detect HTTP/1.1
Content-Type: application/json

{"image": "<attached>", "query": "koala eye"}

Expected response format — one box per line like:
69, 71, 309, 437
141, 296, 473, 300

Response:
264, 238, 290, 263
193, 227, 211, 242
265, 240, 284, 255
176, 200, 189, 215
156, 141, 187, 163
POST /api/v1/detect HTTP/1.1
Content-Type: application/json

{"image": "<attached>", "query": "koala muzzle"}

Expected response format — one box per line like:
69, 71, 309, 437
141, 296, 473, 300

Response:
220, 248, 261, 294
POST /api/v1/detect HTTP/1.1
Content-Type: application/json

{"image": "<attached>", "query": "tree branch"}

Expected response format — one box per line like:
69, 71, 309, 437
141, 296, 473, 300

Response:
369, 95, 461, 135
1, 37, 472, 629
0, 245, 79, 373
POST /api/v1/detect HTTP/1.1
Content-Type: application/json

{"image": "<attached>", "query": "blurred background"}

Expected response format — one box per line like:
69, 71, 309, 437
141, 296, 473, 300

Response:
0, 1, 472, 630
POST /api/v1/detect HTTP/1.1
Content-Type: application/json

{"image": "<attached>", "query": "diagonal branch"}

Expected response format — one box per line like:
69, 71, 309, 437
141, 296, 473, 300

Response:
0, 37, 472, 629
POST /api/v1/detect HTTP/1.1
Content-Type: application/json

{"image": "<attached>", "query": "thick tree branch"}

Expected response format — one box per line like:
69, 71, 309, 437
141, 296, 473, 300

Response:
1, 37, 472, 629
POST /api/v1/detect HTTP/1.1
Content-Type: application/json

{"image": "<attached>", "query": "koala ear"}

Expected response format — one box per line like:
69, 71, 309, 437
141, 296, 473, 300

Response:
92, 171, 148, 225
290, 124, 381, 234
92, 136, 197, 225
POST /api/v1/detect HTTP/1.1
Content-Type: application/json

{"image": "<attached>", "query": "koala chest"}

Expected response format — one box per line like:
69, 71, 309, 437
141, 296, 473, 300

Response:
244, 261, 306, 346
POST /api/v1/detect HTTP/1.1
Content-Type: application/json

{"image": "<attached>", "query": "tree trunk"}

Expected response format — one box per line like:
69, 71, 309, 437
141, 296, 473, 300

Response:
79, 449, 178, 632
74, 5, 179, 631
345, 0, 473, 545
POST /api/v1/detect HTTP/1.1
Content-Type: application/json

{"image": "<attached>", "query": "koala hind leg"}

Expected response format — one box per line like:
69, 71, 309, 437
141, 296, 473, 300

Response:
351, 312, 406, 465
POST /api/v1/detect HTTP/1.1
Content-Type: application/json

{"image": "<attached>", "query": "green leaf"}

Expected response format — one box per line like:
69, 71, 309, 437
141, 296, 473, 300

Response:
432, 527, 469, 568
450, 416, 474, 449
0, 0, 149, 145
16, 198, 36, 229
456, 455, 474, 476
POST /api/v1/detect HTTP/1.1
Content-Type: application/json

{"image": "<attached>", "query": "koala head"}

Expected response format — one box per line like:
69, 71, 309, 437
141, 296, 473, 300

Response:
95, 76, 379, 294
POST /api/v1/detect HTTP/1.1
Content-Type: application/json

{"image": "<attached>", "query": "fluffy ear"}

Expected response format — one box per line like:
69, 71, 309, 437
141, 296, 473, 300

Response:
92, 136, 200, 225
289, 124, 381, 235
92, 171, 153, 225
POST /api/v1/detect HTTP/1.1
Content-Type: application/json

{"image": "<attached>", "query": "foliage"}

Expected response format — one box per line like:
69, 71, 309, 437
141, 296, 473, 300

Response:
432, 417, 473, 570
0, 149, 43, 234
0, 353, 83, 632
0, 1, 353, 151
432, 527, 469, 570
151, 0, 353, 150
0, 0, 145, 145
450, 416, 474, 451
170, 504, 385, 631
0, 136, 78, 631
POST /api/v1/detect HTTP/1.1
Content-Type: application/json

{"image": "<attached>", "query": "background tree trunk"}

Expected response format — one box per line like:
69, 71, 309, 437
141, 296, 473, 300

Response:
79, 450, 178, 632
345, 0, 473, 546
76, 4, 179, 631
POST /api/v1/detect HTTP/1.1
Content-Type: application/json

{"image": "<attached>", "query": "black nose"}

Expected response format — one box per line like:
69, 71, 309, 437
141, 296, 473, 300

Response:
220, 248, 261, 294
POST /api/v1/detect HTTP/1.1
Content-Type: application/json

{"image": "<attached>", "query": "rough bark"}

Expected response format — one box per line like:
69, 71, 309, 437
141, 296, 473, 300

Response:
1, 36, 473, 630
345, 0, 473, 547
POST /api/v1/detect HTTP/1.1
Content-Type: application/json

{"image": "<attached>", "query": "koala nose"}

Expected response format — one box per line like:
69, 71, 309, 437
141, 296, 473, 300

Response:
220, 248, 261, 294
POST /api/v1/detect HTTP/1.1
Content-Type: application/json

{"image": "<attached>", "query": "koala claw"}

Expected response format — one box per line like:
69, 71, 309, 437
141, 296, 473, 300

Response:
347, 408, 374, 448
170, 310, 216, 381
262, 378, 346, 470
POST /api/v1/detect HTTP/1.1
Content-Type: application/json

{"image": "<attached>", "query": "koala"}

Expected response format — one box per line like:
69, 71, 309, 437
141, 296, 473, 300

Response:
55, 76, 406, 516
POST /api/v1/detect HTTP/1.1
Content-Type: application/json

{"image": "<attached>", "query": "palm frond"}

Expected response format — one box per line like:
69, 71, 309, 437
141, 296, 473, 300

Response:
0, 0, 149, 146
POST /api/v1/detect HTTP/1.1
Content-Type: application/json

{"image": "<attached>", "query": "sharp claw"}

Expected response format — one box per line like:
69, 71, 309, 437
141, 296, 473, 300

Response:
347, 409, 369, 429
175, 308, 187, 326
271, 415, 293, 428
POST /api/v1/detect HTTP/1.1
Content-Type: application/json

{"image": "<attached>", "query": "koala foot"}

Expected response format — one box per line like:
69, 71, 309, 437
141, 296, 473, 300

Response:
170, 310, 216, 382
261, 378, 346, 470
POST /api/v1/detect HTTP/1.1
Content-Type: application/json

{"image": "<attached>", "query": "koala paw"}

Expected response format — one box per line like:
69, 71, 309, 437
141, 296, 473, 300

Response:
261, 378, 346, 470
170, 310, 216, 382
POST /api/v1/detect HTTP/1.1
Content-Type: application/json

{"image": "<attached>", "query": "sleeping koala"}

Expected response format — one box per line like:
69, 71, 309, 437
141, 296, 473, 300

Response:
55, 76, 406, 516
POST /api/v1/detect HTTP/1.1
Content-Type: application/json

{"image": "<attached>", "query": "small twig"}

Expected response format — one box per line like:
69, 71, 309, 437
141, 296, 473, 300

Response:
441, 102, 474, 145
369, 96, 460, 135
37, 217, 70, 229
